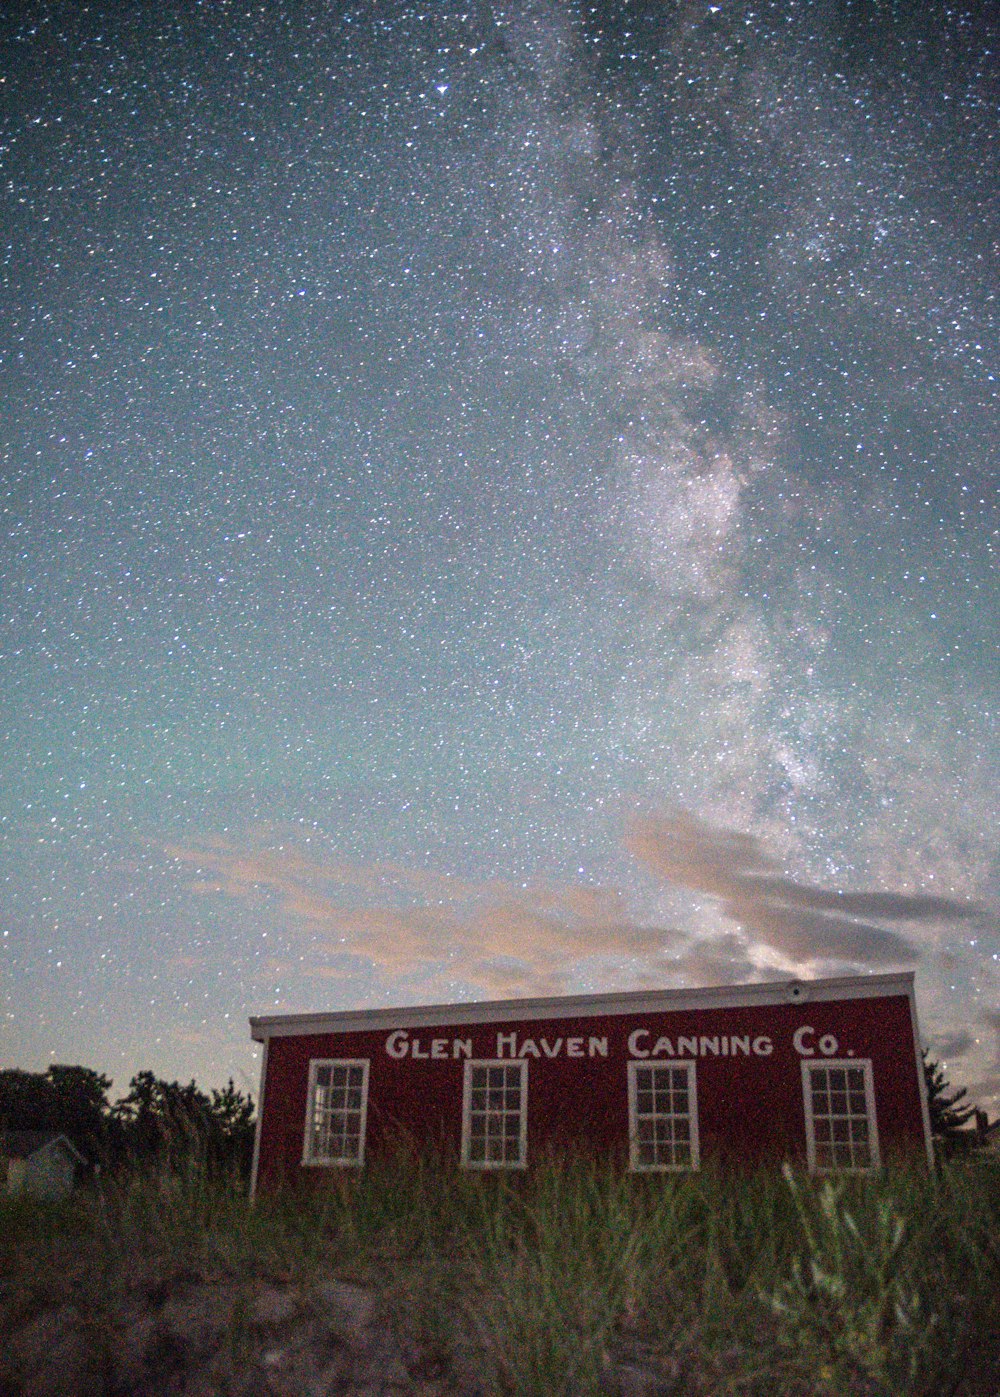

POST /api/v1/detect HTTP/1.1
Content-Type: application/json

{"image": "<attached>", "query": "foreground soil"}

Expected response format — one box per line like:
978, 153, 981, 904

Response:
1, 1268, 690, 1397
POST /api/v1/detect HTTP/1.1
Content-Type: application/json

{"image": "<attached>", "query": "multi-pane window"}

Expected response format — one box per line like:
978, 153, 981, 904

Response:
461, 1060, 527, 1168
803, 1060, 879, 1173
303, 1060, 369, 1166
628, 1061, 699, 1171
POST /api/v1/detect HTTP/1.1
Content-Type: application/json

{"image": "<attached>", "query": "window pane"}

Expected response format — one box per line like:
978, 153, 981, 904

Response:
630, 1065, 695, 1171
465, 1063, 524, 1168
808, 1064, 875, 1173
308, 1062, 367, 1164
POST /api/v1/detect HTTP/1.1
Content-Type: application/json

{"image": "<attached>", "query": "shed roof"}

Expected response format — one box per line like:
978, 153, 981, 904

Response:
0, 1130, 87, 1163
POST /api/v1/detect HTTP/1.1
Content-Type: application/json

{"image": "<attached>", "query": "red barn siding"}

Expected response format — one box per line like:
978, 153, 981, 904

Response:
251, 974, 931, 1192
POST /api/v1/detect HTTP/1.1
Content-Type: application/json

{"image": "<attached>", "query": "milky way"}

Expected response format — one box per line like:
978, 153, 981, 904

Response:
2, 2, 997, 1108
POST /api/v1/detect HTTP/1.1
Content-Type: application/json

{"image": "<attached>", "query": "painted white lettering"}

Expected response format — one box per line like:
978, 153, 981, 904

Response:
411, 1038, 429, 1060
541, 1037, 562, 1058
628, 1029, 650, 1058
651, 1037, 675, 1057
730, 1036, 751, 1056
386, 1030, 409, 1059
753, 1035, 773, 1056
819, 1033, 839, 1056
793, 1026, 816, 1056
497, 1032, 517, 1058
678, 1036, 698, 1057
700, 1036, 720, 1056
588, 1036, 608, 1058
453, 1039, 472, 1059
567, 1037, 584, 1057
518, 1038, 541, 1058
431, 1039, 448, 1060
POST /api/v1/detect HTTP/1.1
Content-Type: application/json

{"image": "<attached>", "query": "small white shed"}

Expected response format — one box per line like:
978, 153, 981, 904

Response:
1, 1131, 86, 1200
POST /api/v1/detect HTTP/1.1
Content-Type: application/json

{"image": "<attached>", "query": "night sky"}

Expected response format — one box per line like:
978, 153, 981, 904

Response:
2, 1, 998, 1111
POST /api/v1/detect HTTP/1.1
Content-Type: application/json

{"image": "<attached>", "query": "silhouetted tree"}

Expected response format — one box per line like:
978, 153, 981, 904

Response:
113, 1071, 255, 1177
208, 1078, 256, 1177
0, 1064, 119, 1164
923, 1051, 976, 1157
114, 1071, 211, 1164
1, 1064, 254, 1178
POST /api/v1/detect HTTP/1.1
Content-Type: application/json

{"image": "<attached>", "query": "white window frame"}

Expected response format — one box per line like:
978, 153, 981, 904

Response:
303, 1059, 370, 1167
461, 1059, 528, 1169
802, 1059, 880, 1174
628, 1060, 699, 1172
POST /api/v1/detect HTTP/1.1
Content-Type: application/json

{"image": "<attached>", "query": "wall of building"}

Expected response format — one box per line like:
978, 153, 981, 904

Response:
24, 1144, 76, 1199
255, 992, 927, 1188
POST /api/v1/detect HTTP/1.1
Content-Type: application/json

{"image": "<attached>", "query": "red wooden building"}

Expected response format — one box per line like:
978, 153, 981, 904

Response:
249, 972, 932, 1194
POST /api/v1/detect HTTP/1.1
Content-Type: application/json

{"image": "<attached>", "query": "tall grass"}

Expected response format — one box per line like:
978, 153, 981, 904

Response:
1, 1153, 998, 1395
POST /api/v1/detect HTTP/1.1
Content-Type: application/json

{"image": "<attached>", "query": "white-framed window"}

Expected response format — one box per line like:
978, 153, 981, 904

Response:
802, 1059, 880, 1173
628, 1061, 699, 1171
461, 1060, 528, 1169
303, 1059, 370, 1166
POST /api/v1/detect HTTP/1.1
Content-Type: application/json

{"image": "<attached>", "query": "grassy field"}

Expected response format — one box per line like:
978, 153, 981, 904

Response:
1, 1153, 998, 1395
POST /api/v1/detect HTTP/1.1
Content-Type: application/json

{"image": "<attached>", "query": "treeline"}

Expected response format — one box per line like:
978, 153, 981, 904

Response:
0, 1064, 255, 1178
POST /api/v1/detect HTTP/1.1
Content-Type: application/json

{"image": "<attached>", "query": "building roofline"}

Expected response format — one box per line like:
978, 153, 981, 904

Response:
250, 971, 916, 1042
0, 1130, 88, 1162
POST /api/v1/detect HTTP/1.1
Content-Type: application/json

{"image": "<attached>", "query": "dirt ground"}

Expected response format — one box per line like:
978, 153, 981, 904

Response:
0, 1272, 678, 1397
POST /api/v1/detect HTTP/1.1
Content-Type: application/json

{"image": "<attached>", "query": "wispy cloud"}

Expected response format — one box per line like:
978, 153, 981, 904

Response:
165, 833, 752, 1003
626, 811, 981, 970
165, 811, 982, 1009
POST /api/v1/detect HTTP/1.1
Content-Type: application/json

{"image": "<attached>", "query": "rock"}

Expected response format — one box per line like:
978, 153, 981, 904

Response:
314, 1279, 377, 1348
157, 1281, 237, 1359
252, 1285, 300, 1328
303, 1360, 350, 1397
611, 1358, 680, 1397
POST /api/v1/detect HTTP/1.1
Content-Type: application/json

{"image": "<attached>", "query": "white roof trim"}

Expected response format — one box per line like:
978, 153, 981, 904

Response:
250, 972, 916, 1042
